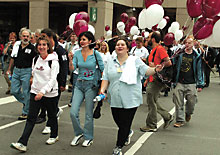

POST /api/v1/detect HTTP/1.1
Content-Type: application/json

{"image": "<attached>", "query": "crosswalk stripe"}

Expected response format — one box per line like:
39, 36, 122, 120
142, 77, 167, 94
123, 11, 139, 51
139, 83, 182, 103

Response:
0, 96, 17, 106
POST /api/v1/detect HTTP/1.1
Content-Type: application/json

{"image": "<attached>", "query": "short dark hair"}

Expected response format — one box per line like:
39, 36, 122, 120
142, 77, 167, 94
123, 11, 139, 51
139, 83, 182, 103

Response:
151, 31, 161, 43
78, 31, 96, 49
115, 37, 130, 50
41, 28, 54, 38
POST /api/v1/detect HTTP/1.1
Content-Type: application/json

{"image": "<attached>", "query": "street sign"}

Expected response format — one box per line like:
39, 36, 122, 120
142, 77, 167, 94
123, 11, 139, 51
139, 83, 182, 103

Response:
90, 7, 97, 22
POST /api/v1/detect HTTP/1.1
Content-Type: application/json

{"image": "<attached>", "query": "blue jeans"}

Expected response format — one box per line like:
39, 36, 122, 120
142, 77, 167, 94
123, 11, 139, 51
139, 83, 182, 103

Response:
11, 67, 32, 115
70, 73, 78, 103
0, 55, 4, 71
70, 80, 98, 140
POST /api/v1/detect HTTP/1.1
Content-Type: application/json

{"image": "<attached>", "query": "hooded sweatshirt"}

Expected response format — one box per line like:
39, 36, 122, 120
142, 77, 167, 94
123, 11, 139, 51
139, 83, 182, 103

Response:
30, 52, 59, 97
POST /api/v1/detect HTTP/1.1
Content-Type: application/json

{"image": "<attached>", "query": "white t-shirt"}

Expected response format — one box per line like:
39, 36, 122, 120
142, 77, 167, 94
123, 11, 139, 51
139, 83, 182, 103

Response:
100, 52, 111, 67
129, 46, 149, 59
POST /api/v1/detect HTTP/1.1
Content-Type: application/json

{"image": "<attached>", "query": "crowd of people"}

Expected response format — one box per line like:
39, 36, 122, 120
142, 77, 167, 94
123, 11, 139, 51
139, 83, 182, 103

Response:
0, 26, 218, 155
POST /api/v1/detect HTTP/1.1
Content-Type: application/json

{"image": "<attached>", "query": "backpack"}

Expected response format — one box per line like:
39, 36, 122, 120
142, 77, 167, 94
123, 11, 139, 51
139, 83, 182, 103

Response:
33, 55, 52, 68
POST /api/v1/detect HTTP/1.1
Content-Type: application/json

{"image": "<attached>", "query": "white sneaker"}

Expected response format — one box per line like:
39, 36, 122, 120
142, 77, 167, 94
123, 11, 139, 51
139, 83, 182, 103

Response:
125, 129, 134, 146
82, 139, 93, 147
10, 142, 27, 152
57, 107, 63, 120
46, 136, 59, 145
70, 134, 83, 146
42, 126, 51, 134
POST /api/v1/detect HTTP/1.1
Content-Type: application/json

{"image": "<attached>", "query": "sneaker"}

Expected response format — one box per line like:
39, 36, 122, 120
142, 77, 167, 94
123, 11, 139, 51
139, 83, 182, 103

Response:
18, 114, 27, 120
124, 130, 134, 146
42, 126, 51, 134
5, 90, 10, 95
140, 126, 157, 132
142, 91, 146, 94
163, 115, 174, 129
35, 117, 46, 124
10, 142, 27, 152
173, 122, 184, 128
46, 136, 59, 145
82, 139, 93, 147
70, 134, 83, 146
112, 147, 122, 155
68, 103, 72, 107
185, 113, 191, 122
57, 107, 63, 120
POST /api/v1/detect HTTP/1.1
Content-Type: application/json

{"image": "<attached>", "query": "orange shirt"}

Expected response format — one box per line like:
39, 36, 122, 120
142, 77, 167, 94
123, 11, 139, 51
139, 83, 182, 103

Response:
148, 45, 169, 82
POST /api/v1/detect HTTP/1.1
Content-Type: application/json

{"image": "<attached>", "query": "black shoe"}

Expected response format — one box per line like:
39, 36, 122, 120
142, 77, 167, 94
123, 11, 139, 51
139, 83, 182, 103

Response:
5, 90, 10, 95
35, 117, 46, 124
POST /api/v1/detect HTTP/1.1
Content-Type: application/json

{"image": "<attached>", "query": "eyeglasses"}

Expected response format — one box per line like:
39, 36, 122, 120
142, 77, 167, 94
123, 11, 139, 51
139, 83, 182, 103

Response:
22, 35, 29, 38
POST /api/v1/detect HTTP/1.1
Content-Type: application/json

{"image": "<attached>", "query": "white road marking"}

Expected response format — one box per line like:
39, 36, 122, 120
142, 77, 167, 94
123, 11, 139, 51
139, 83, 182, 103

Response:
124, 107, 175, 155
0, 120, 25, 130
0, 96, 17, 106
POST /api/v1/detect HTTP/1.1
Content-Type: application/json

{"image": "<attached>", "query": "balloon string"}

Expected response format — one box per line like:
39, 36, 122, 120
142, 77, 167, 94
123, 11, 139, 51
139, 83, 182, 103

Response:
183, 16, 190, 28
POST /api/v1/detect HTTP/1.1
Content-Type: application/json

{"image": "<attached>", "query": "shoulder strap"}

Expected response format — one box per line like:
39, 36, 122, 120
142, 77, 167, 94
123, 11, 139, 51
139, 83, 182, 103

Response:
48, 60, 52, 68
94, 50, 101, 71
152, 49, 157, 63
132, 47, 137, 55
33, 55, 39, 66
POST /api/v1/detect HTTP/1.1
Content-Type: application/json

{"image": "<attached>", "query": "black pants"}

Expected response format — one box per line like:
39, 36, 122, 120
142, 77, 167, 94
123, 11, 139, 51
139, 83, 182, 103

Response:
204, 65, 211, 87
111, 107, 137, 148
38, 89, 61, 126
18, 93, 58, 146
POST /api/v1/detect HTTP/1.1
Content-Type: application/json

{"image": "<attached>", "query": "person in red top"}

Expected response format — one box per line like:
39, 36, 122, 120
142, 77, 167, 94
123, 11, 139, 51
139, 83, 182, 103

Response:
140, 31, 173, 132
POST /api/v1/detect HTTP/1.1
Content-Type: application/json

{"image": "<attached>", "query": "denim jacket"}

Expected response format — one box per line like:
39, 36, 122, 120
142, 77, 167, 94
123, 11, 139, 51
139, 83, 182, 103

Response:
173, 49, 204, 88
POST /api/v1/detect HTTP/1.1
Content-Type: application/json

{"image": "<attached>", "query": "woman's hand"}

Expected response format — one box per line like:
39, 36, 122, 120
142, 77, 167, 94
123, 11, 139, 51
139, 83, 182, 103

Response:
68, 52, 73, 61
34, 92, 44, 101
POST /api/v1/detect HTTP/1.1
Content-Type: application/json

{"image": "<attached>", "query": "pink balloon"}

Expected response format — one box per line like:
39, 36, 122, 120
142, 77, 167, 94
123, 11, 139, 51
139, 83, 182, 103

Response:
74, 12, 90, 23
152, 24, 158, 31
163, 33, 175, 46
164, 16, 170, 23
121, 13, 129, 23
193, 17, 214, 40
213, 16, 220, 23
187, 0, 203, 18
145, 0, 164, 8
73, 20, 88, 37
105, 25, 110, 31
128, 17, 137, 26
125, 24, 132, 34
202, 0, 220, 18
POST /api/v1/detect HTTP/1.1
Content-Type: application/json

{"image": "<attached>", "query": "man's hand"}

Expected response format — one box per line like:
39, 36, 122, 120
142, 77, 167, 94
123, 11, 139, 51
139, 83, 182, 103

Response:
60, 86, 66, 92
197, 88, 202, 92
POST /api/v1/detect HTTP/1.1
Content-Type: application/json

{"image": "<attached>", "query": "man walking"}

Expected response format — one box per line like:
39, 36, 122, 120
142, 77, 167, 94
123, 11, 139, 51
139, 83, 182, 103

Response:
7, 27, 37, 120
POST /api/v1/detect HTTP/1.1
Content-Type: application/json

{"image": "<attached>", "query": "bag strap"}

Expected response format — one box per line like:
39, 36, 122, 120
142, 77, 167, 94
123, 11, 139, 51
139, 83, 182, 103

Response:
94, 50, 101, 71
152, 48, 157, 63
34, 55, 52, 68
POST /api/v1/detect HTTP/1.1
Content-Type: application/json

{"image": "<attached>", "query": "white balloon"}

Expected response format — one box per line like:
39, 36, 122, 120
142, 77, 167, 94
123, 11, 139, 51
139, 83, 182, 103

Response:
137, 30, 140, 35
213, 19, 220, 43
106, 30, 112, 37
158, 18, 167, 29
168, 27, 172, 33
174, 30, 183, 41
199, 34, 220, 47
133, 35, 138, 40
138, 9, 148, 29
144, 32, 149, 38
88, 24, 95, 35
144, 4, 164, 29
69, 13, 77, 29
170, 22, 180, 34
130, 26, 139, 35
117, 22, 125, 33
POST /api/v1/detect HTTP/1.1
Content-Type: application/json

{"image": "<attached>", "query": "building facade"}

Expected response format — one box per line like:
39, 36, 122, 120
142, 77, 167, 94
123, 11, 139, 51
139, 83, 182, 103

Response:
0, 0, 189, 41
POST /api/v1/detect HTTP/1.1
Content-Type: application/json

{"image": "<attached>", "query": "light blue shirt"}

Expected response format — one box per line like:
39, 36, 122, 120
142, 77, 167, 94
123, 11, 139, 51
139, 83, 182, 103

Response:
103, 56, 148, 108
73, 49, 104, 80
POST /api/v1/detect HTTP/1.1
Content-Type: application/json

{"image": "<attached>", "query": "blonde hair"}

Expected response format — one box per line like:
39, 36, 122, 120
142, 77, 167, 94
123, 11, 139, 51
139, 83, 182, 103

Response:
99, 41, 109, 54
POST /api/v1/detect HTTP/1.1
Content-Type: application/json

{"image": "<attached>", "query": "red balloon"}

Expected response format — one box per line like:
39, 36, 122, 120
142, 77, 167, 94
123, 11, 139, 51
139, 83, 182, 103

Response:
163, 33, 175, 46
74, 12, 90, 23
128, 17, 137, 26
73, 20, 88, 37
202, 0, 220, 18
105, 25, 110, 31
141, 32, 145, 37
187, 0, 203, 18
145, 0, 164, 9
121, 13, 129, 23
152, 24, 158, 31
164, 16, 170, 23
182, 26, 189, 31
125, 24, 132, 34
213, 16, 220, 23
193, 17, 214, 40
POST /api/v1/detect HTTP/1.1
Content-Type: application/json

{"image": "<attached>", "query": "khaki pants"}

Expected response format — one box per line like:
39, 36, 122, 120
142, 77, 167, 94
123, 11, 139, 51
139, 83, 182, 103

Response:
146, 80, 171, 128
173, 83, 197, 122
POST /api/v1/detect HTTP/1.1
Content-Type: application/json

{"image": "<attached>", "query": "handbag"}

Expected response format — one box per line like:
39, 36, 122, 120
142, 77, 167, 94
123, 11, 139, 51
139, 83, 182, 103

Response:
93, 50, 103, 119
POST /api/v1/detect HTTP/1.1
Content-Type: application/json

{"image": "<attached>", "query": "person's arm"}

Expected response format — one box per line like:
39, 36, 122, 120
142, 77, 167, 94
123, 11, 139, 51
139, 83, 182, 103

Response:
6, 58, 14, 75
68, 52, 75, 71
3, 43, 10, 55
99, 80, 109, 94
162, 57, 172, 67
145, 65, 163, 76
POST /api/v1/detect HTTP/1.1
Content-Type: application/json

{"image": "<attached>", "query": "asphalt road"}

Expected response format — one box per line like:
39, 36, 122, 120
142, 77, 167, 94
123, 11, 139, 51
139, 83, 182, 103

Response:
0, 73, 219, 155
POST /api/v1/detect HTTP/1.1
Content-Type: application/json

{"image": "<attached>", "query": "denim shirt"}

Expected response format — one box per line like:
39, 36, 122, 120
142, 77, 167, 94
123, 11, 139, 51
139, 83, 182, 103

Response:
103, 56, 148, 109
73, 49, 104, 81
